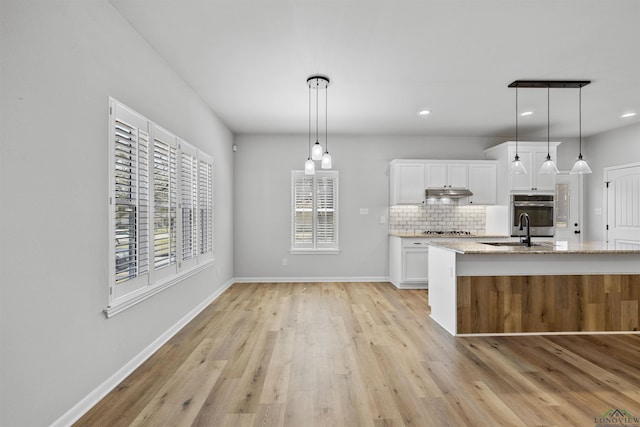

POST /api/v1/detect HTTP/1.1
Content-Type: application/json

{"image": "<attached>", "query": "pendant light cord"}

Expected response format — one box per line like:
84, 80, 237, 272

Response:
308, 85, 311, 158
315, 79, 319, 143
325, 81, 328, 153
547, 86, 551, 158
515, 87, 519, 158
579, 86, 583, 158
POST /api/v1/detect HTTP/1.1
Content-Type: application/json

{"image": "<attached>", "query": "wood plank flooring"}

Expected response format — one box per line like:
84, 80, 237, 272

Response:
75, 282, 640, 426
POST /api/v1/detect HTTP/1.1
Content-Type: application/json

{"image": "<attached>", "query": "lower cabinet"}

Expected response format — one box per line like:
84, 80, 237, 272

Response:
389, 236, 429, 289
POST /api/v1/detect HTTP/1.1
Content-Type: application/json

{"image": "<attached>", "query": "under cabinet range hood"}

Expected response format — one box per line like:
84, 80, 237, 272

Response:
425, 188, 473, 199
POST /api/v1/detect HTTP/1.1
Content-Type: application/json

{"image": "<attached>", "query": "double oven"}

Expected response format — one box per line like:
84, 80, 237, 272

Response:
511, 194, 554, 237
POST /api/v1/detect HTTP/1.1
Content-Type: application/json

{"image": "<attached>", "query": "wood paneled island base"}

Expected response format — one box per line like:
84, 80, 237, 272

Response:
427, 240, 640, 336
457, 274, 640, 334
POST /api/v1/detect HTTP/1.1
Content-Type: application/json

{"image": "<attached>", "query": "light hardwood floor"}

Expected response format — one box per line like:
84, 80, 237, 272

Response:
75, 282, 640, 426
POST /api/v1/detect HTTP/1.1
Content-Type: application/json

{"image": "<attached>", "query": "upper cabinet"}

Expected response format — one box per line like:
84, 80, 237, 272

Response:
389, 160, 497, 205
425, 162, 468, 188
468, 162, 497, 205
390, 161, 426, 205
484, 141, 561, 204
507, 144, 558, 191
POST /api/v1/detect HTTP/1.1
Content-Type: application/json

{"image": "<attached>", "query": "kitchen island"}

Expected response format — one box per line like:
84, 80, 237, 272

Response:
427, 240, 640, 336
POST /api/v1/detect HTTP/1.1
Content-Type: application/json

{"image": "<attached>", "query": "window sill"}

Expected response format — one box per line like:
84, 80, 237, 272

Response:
289, 249, 341, 255
105, 258, 215, 318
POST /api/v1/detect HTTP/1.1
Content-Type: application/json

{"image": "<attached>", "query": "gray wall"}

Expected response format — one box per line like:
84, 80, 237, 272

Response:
0, 2, 234, 426
583, 122, 640, 241
233, 134, 506, 279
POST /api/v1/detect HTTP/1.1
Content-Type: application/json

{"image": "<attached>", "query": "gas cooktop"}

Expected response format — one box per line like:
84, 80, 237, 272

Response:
423, 230, 473, 235
421, 230, 480, 237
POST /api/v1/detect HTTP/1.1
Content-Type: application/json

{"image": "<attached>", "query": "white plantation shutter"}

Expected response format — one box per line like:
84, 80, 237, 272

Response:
316, 175, 337, 248
152, 125, 178, 276
291, 171, 338, 251
111, 103, 150, 298
108, 98, 215, 314
292, 174, 314, 249
198, 155, 214, 256
180, 148, 198, 264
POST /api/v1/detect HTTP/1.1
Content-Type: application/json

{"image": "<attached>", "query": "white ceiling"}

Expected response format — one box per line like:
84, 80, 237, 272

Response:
109, 0, 640, 139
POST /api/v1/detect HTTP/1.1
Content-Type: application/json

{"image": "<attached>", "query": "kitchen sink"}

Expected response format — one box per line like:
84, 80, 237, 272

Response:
480, 241, 552, 247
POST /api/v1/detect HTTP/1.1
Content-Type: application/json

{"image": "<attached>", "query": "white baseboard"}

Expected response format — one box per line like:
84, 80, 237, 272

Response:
51, 278, 234, 427
391, 282, 429, 290
233, 276, 391, 283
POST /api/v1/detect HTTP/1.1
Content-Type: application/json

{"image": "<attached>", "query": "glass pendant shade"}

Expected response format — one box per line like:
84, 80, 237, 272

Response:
570, 88, 592, 175
538, 86, 558, 175
570, 155, 592, 174
509, 157, 527, 175
311, 141, 323, 160
321, 151, 332, 169
539, 155, 559, 174
304, 158, 315, 175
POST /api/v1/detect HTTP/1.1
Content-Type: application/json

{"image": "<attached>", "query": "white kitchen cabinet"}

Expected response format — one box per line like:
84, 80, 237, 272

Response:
425, 162, 468, 188
389, 236, 429, 289
390, 159, 497, 206
390, 161, 425, 205
507, 143, 559, 192
484, 141, 562, 205
468, 162, 497, 205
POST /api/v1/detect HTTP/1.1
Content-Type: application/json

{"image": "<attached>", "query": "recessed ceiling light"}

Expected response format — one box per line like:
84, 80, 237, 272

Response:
520, 111, 533, 117
621, 112, 637, 118
417, 110, 431, 116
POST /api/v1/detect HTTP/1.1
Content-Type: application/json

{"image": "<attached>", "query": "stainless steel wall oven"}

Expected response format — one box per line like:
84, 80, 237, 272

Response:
511, 194, 554, 237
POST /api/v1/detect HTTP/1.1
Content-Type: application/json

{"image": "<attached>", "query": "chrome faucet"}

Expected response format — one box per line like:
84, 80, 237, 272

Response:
518, 212, 532, 247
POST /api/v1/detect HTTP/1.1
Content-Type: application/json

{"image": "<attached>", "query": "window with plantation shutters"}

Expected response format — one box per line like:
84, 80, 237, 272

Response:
108, 98, 215, 316
180, 147, 198, 264
111, 103, 150, 298
291, 171, 339, 252
179, 145, 214, 271
293, 175, 314, 248
198, 157, 213, 255
316, 176, 336, 248
152, 125, 178, 278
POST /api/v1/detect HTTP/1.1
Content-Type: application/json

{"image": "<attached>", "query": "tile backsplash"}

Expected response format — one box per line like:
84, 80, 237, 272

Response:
389, 201, 486, 234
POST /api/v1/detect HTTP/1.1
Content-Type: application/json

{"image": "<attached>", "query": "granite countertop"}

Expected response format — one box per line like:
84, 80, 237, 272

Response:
426, 240, 640, 255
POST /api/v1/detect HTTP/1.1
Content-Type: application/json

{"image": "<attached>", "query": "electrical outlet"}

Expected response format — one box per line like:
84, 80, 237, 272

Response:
282, 258, 287, 266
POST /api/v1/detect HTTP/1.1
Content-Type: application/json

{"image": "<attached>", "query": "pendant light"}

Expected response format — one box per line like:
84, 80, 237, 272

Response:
509, 87, 527, 175
570, 86, 592, 174
308, 76, 330, 161
538, 86, 559, 175
304, 83, 315, 175
303, 75, 331, 172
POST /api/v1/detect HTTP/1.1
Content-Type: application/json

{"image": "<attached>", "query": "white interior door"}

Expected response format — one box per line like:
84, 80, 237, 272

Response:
555, 173, 582, 243
605, 163, 640, 244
